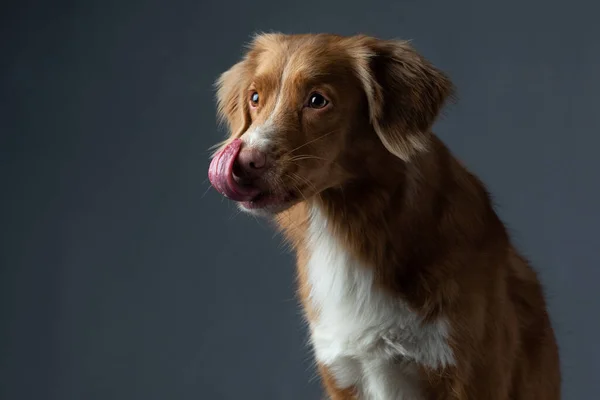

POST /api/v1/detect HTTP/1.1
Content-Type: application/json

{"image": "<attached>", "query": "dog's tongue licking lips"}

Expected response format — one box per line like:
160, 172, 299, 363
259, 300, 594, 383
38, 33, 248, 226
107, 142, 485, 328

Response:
208, 139, 261, 202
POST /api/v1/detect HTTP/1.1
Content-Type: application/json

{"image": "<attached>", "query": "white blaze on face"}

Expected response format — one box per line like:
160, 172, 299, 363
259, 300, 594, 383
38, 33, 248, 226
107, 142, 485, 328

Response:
242, 120, 276, 152
242, 61, 292, 152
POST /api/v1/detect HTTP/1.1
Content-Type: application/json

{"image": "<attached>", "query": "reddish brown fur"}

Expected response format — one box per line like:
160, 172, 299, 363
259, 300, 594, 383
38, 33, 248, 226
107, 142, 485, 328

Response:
213, 33, 561, 399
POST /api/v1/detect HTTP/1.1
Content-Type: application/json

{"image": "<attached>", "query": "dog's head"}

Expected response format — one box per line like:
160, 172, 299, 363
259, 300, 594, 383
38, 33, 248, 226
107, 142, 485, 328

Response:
208, 33, 453, 215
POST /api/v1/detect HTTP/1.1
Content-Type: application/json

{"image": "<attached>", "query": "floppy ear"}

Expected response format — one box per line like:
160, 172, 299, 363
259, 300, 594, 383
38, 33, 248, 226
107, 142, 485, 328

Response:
214, 59, 252, 138
349, 37, 454, 161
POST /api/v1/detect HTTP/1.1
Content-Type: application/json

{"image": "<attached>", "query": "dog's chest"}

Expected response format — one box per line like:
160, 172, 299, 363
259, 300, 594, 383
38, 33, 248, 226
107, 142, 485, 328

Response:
304, 207, 455, 399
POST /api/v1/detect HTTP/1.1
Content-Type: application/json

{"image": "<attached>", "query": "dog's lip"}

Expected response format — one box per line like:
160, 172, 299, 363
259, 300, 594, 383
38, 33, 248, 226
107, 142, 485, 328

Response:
208, 139, 261, 202
240, 190, 298, 210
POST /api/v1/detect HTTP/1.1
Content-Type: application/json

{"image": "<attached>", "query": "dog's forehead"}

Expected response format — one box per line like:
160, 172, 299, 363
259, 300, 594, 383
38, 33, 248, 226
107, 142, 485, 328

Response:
250, 35, 348, 86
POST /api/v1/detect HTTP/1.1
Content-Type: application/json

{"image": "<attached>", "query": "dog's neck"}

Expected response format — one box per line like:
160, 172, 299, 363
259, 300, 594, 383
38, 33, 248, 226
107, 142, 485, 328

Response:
306, 134, 508, 315
313, 134, 444, 265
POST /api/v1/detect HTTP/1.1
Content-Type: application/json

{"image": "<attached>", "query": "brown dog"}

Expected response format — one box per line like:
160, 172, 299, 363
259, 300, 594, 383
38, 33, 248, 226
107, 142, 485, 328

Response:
208, 33, 561, 399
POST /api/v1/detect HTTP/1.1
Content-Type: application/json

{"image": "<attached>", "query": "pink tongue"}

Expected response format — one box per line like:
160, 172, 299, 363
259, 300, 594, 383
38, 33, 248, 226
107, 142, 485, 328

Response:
208, 139, 261, 202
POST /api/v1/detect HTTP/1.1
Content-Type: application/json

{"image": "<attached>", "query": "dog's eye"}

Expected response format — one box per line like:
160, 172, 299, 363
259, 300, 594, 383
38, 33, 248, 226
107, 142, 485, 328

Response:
250, 92, 259, 106
308, 93, 329, 109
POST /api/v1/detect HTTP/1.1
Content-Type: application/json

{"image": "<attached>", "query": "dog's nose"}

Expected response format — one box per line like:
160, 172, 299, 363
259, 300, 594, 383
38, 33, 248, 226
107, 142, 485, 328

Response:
234, 146, 268, 180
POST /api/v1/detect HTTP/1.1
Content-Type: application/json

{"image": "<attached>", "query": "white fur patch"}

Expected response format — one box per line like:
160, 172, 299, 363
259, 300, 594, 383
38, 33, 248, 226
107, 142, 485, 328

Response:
242, 122, 274, 150
306, 206, 455, 399
242, 58, 289, 151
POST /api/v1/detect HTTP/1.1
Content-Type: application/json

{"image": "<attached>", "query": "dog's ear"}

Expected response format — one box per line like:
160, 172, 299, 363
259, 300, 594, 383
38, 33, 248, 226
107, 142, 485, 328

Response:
215, 59, 252, 138
349, 37, 454, 161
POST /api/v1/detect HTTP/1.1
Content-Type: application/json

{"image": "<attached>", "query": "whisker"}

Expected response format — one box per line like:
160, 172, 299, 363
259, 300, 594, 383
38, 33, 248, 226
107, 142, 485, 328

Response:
200, 184, 213, 199
288, 155, 330, 163
290, 172, 318, 193
250, 213, 263, 226
207, 139, 227, 153
287, 153, 342, 170
283, 129, 338, 156
285, 175, 309, 202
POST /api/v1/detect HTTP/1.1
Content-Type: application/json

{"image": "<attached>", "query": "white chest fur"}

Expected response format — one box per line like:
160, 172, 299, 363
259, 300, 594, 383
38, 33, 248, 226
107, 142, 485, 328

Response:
305, 206, 455, 400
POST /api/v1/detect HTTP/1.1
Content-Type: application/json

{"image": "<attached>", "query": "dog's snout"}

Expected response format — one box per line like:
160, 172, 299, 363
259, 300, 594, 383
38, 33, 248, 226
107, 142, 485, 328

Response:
234, 146, 268, 180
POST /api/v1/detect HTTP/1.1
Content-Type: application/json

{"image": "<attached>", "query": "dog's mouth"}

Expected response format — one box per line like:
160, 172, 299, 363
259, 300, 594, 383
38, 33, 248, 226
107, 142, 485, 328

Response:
239, 190, 298, 210
208, 139, 299, 211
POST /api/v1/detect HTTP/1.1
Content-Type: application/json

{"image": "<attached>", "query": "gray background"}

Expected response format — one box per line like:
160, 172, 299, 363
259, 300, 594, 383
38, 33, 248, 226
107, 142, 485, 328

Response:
1, 0, 598, 399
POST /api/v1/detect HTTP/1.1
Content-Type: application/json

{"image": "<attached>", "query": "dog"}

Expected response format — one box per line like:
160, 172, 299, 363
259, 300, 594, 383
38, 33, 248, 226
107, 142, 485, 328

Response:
208, 33, 561, 399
